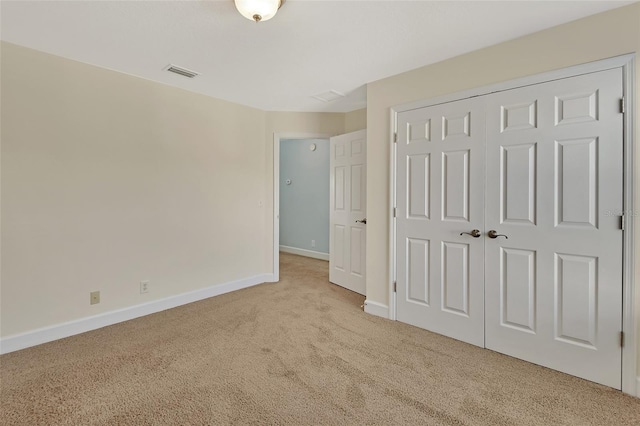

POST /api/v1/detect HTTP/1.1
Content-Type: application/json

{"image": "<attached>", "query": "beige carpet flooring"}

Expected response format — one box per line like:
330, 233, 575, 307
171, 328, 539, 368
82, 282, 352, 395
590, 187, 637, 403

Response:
1, 253, 639, 425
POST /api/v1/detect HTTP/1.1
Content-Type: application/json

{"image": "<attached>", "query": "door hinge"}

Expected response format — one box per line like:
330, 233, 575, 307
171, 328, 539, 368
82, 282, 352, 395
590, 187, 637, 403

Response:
393, 281, 397, 292
393, 207, 397, 218
621, 214, 625, 231
393, 133, 398, 143
620, 331, 625, 348
620, 97, 625, 114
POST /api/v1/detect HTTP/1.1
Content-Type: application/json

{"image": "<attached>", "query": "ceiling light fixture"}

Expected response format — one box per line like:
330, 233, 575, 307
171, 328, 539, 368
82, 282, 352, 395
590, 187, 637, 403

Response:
234, 0, 285, 23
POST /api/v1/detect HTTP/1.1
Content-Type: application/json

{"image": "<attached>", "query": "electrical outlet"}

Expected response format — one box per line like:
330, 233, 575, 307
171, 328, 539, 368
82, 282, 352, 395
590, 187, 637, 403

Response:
311, 240, 316, 248
140, 281, 150, 294
90, 291, 100, 305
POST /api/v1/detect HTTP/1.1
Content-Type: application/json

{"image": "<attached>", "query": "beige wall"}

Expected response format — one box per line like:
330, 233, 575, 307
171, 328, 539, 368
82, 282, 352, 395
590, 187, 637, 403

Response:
366, 3, 640, 375
0, 42, 351, 338
344, 108, 367, 133
0, 42, 269, 337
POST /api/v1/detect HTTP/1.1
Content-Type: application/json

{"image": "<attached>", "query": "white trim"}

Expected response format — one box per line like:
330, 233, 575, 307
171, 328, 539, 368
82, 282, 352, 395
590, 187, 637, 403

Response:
273, 132, 333, 283
389, 108, 397, 321
280, 245, 329, 261
621, 57, 637, 396
273, 133, 280, 282
364, 300, 389, 318
636, 377, 640, 398
0, 273, 273, 355
390, 54, 636, 395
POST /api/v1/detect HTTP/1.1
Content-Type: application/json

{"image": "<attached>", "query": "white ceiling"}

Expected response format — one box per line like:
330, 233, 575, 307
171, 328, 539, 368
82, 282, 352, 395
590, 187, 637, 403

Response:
1, 1, 632, 112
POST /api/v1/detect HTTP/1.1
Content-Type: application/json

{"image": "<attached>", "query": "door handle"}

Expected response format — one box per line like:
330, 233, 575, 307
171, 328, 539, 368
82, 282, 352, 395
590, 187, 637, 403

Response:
460, 229, 481, 238
356, 218, 367, 224
488, 230, 508, 239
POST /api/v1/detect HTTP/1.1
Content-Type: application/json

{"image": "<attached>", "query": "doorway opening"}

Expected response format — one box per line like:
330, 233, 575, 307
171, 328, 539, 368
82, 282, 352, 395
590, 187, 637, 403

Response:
273, 133, 332, 281
273, 130, 368, 295
279, 138, 331, 260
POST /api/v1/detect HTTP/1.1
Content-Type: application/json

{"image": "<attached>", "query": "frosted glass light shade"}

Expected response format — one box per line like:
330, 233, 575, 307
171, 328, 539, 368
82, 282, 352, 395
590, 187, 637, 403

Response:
235, 0, 282, 22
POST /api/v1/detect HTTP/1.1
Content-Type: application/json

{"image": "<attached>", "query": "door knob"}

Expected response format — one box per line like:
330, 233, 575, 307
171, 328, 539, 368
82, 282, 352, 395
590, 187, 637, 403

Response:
356, 218, 367, 224
460, 229, 481, 238
488, 230, 508, 239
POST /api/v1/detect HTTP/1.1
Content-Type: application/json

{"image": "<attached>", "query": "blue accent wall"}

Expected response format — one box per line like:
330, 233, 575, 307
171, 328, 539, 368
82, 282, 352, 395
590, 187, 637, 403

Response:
280, 139, 329, 254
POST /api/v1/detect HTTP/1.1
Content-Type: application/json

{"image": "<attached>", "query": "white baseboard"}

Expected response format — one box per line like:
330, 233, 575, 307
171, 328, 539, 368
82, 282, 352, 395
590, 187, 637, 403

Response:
0, 273, 273, 355
280, 245, 329, 261
364, 299, 390, 319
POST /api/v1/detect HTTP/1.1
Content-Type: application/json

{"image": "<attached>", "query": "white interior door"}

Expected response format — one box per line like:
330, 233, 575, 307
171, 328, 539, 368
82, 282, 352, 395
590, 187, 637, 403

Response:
330, 130, 366, 295
395, 98, 485, 347
484, 68, 624, 388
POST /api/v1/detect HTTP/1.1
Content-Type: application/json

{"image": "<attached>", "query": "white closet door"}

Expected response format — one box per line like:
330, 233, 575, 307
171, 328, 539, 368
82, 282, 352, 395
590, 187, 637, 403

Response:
484, 69, 624, 388
396, 98, 485, 347
329, 130, 367, 295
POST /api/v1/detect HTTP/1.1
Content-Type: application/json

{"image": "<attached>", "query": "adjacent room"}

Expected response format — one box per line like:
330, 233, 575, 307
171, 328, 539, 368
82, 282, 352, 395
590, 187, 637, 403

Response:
278, 138, 331, 262
2, 1, 640, 424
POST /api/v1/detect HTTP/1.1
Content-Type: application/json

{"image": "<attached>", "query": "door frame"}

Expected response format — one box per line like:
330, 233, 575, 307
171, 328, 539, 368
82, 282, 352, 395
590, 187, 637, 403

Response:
272, 132, 332, 282
389, 54, 636, 396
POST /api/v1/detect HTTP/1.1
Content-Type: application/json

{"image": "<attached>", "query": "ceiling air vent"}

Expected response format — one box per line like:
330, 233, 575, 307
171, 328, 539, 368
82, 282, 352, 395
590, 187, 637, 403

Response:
164, 64, 199, 79
312, 90, 346, 103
